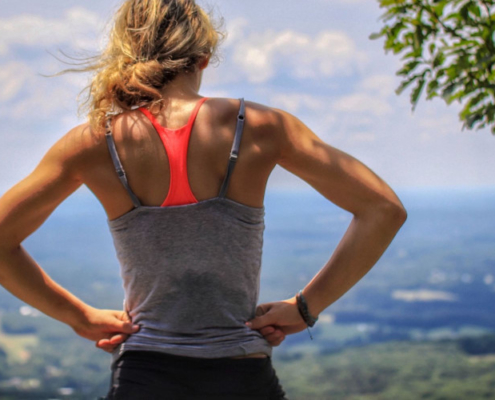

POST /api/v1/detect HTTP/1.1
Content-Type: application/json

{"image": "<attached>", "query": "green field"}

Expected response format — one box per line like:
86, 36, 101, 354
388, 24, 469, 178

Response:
274, 340, 495, 400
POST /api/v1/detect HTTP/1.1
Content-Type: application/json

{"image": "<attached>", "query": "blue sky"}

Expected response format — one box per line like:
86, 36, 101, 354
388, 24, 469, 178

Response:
0, 0, 494, 196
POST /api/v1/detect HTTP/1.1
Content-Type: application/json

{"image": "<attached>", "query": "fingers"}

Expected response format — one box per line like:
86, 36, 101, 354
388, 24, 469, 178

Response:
95, 333, 129, 353
118, 321, 141, 334
259, 326, 286, 347
265, 332, 285, 346
108, 310, 137, 333
246, 311, 276, 330
95, 338, 115, 353
95, 341, 114, 353
117, 310, 132, 322
108, 333, 128, 344
259, 326, 276, 336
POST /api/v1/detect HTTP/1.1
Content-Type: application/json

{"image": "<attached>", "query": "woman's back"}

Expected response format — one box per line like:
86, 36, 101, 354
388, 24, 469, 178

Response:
81, 96, 281, 221
97, 97, 278, 367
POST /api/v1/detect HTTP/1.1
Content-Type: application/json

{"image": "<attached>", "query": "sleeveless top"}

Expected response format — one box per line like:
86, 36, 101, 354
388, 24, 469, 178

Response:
104, 98, 272, 369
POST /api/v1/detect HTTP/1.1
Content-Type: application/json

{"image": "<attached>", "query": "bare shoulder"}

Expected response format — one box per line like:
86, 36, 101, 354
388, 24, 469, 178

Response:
204, 97, 286, 159
107, 109, 149, 144
47, 122, 102, 174
54, 116, 140, 179
204, 97, 283, 127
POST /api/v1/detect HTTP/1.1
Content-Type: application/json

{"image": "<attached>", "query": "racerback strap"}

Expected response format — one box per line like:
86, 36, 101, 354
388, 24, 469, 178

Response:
104, 98, 246, 207
105, 118, 142, 208
218, 98, 246, 199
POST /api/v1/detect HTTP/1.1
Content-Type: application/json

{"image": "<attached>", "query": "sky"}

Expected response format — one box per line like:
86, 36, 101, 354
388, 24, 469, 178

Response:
0, 0, 494, 196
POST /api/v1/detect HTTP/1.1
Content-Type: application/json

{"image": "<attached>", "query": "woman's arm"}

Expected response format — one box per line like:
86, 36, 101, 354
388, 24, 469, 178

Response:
246, 108, 407, 336
0, 124, 139, 343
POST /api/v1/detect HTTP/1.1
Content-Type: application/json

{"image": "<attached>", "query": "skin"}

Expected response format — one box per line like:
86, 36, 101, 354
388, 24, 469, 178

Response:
0, 56, 407, 358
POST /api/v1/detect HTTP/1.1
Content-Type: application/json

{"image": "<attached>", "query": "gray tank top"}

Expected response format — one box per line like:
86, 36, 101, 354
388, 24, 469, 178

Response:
104, 98, 272, 368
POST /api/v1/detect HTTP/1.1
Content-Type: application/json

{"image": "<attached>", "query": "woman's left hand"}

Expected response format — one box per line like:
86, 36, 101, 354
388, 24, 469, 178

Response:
71, 307, 140, 353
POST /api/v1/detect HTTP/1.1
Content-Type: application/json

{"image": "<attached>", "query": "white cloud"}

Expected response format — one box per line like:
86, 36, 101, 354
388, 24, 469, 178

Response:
332, 92, 393, 116
0, 7, 102, 55
419, 109, 461, 137
0, 61, 33, 102
0, 8, 101, 121
231, 28, 369, 83
392, 289, 458, 302
348, 132, 377, 144
268, 93, 326, 114
222, 17, 249, 49
360, 74, 399, 98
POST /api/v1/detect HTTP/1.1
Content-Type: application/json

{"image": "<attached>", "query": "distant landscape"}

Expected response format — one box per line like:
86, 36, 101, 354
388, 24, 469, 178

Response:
0, 186, 494, 399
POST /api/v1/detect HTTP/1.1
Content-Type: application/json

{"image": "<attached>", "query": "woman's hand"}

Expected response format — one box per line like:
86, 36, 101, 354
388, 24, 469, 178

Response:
71, 307, 140, 353
90, 311, 290, 352
246, 297, 308, 342
257, 325, 287, 347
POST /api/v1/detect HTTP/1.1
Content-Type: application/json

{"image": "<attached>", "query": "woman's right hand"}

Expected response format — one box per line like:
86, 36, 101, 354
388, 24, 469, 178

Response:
246, 297, 309, 339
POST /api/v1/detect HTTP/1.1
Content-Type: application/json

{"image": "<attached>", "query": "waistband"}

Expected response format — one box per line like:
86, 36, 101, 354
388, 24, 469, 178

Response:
113, 350, 271, 370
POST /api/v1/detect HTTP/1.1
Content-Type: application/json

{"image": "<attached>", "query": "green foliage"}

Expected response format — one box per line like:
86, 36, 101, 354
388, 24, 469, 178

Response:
369, 0, 495, 134
275, 339, 495, 400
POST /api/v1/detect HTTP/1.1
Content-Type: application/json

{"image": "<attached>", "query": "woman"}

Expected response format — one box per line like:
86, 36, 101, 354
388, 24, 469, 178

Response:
0, 0, 407, 399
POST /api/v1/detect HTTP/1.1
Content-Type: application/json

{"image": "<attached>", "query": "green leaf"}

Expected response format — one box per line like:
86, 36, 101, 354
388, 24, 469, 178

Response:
451, 39, 479, 49
441, 82, 460, 101
445, 12, 461, 22
432, 1, 448, 16
474, 54, 495, 69
395, 74, 419, 95
465, 112, 484, 129
411, 77, 426, 110
460, 92, 488, 119
432, 51, 446, 68
459, 3, 470, 22
467, 3, 481, 18
403, 48, 420, 59
486, 104, 495, 122
392, 42, 407, 54
369, 32, 384, 40
449, 89, 466, 103
426, 79, 440, 99
429, 42, 436, 55
435, 68, 446, 78
470, 92, 488, 107
413, 26, 423, 52
390, 21, 406, 37
445, 65, 459, 79
380, 0, 398, 7
397, 60, 422, 76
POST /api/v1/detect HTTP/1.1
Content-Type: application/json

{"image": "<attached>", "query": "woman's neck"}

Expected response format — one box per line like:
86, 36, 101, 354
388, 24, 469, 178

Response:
158, 69, 203, 100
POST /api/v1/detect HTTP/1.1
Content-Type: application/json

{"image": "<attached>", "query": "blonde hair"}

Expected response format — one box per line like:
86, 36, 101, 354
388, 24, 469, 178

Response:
54, 0, 224, 134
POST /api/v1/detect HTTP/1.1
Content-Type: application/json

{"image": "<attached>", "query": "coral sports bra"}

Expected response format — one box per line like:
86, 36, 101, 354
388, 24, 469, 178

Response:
137, 97, 208, 207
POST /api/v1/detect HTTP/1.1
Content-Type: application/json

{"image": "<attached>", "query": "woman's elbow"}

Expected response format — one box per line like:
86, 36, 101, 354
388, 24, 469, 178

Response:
0, 227, 21, 253
379, 201, 408, 227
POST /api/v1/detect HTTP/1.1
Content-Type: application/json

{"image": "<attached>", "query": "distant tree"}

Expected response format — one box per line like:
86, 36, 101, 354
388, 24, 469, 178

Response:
457, 333, 495, 354
369, 0, 495, 134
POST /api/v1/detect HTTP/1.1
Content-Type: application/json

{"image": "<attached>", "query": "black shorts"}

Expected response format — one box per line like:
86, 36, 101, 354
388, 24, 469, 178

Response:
104, 350, 288, 400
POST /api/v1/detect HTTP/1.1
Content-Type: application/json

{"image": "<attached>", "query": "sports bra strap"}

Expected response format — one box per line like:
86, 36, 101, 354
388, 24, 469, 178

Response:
105, 98, 246, 207
105, 118, 142, 208
218, 98, 246, 199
